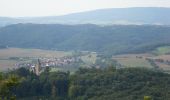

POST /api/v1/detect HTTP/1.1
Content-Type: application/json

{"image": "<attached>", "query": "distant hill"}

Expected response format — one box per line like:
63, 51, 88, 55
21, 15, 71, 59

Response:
0, 7, 170, 26
0, 24, 170, 55
0, 45, 7, 49
0, 17, 19, 27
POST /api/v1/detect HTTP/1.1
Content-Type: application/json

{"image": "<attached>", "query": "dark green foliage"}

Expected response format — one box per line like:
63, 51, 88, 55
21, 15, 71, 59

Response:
0, 24, 170, 55
69, 67, 170, 100
144, 96, 152, 100
2, 67, 170, 100
0, 74, 20, 100
10, 67, 69, 99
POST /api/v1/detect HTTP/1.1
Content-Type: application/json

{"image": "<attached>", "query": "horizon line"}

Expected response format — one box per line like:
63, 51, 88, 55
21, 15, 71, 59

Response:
0, 6, 169, 18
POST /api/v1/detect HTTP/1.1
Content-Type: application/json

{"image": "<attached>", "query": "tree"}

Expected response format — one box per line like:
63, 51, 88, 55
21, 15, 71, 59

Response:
0, 74, 20, 100
144, 96, 152, 100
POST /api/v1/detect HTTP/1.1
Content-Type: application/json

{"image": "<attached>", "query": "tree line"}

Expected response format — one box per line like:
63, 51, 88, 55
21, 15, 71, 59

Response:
1, 66, 170, 100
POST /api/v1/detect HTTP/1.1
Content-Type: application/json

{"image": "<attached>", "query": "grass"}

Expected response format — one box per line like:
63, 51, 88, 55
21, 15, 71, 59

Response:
113, 53, 170, 72
51, 68, 62, 72
50, 67, 79, 74
152, 46, 170, 55
0, 60, 18, 71
81, 53, 97, 65
113, 54, 153, 68
117, 58, 152, 68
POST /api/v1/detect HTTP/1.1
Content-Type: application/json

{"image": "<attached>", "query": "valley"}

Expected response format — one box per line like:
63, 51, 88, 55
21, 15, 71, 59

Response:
0, 48, 97, 72
1, 46, 170, 73
0, 2, 170, 100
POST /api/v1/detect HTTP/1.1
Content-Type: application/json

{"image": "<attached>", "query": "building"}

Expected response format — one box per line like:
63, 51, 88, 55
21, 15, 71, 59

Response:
35, 59, 41, 75
30, 59, 42, 75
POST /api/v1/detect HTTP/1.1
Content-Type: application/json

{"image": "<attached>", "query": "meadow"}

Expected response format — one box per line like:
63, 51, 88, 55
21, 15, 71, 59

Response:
113, 52, 170, 72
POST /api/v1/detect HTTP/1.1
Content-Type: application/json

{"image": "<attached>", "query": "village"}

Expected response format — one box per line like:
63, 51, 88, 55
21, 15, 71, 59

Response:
13, 56, 82, 75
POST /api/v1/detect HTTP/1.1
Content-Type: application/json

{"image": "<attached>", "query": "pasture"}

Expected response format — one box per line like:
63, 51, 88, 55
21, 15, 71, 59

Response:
113, 54, 153, 68
113, 53, 170, 72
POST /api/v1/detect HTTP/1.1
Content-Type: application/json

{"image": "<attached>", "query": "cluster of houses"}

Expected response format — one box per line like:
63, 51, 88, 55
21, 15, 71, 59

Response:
38, 56, 81, 67
14, 56, 81, 75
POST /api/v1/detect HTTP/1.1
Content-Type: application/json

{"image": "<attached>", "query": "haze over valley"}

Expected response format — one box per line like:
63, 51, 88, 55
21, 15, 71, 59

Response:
1, 0, 170, 100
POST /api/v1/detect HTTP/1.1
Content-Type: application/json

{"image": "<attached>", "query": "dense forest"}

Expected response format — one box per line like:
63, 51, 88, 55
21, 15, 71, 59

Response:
1, 67, 170, 100
0, 24, 170, 55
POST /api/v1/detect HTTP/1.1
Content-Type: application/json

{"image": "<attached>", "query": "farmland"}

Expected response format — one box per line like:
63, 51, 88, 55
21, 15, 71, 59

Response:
0, 48, 71, 58
1, 47, 170, 72
113, 52, 170, 72
0, 48, 98, 72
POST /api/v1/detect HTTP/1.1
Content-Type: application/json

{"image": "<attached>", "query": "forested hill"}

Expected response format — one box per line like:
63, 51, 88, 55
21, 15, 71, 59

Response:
0, 24, 170, 54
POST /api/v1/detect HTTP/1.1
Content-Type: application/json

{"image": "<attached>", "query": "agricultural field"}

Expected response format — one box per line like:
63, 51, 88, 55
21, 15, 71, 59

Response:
0, 60, 18, 71
113, 53, 153, 68
113, 53, 170, 72
1, 47, 170, 72
0, 48, 71, 71
116, 58, 152, 68
0, 48, 71, 58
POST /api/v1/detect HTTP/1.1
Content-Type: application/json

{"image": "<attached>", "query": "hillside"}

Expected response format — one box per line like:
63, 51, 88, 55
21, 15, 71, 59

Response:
0, 7, 170, 26
0, 24, 170, 55
0, 17, 19, 27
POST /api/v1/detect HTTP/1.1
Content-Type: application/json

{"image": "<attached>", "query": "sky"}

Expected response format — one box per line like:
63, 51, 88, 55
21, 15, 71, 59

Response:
0, 0, 170, 17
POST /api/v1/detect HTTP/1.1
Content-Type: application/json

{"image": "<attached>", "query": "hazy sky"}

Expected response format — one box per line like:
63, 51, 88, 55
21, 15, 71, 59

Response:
0, 0, 170, 17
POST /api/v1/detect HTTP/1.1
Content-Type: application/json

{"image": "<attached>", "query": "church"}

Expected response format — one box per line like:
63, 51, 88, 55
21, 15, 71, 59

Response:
30, 59, 42, 75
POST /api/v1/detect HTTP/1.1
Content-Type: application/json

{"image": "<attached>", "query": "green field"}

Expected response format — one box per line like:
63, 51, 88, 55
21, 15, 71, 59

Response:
81, 53, 97, 65
152, 46, 170, 55
116, 58, 152, 68
113, 53, 170, 72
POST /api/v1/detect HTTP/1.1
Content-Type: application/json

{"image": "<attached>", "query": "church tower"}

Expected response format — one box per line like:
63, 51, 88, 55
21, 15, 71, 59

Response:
35, 59, 41, 75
